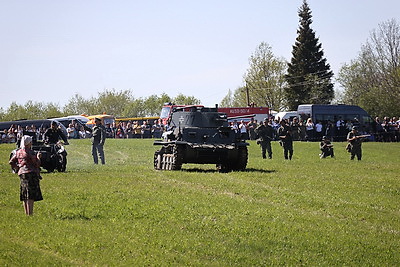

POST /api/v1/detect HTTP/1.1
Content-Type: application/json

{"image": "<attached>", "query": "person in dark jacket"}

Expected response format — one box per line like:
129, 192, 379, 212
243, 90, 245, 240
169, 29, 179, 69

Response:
347, 126, 367, 160
44, 121, 68, 144
319, 136, 334, 158
91, 118, 106, 164
278, 120, 293, 160
254, 119, 274, 159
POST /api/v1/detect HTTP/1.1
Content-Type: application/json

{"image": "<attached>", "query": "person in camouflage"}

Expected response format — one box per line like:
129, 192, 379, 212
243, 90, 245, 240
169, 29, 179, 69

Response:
319, 136, 334, 158
278, 120, 293, 160
254, 119, 274, 159
91, 118, 106, 164
347, 126, 365, 160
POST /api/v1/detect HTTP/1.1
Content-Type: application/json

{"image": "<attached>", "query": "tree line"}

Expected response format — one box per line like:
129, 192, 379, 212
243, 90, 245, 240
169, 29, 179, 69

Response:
0, 91, 200, 121
221, 1, 399, 118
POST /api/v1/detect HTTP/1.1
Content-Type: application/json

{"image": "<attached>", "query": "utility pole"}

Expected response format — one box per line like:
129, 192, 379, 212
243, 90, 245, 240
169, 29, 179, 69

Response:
245, 81, 251, 107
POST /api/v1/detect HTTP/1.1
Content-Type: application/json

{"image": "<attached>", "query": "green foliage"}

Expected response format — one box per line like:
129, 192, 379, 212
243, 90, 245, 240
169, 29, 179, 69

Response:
0, 90, 200, 121
173, 93, 201, 106
220, 43, 287, 109
231, 86, 249, 107
219, 89, 234, 107
141, 93, 172, 117
96, 89, 133, 117
285, 0, 334, 110
63, 93, 95, 116
337, 19, 400, 117
0, 140, 399, 265
0, 101, 63, 121
244, 42, 287, 110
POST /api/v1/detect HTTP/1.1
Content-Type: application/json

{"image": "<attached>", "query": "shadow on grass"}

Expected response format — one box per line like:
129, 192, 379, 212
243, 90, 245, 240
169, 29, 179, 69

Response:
243, 168, 276, 173
181, 168, 276, 173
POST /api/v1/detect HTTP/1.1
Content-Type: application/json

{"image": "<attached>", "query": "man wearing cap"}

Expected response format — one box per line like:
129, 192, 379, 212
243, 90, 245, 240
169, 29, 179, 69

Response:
255, 119, 274, 159
247, 118, 257, 140
91, 118, 106, 164
319, 136, 334, 158
277, 119, 293, 160
44, 121, 68, 144
347, 126, 363, 160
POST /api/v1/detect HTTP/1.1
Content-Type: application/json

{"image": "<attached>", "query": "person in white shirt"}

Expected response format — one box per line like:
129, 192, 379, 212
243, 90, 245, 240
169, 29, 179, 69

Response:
315, 121, 323, 140
239, 120, 248, 140
305, 118, 315, 141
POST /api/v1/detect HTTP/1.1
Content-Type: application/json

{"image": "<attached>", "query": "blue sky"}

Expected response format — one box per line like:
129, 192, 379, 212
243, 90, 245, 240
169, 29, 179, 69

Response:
1, 0, 399, 110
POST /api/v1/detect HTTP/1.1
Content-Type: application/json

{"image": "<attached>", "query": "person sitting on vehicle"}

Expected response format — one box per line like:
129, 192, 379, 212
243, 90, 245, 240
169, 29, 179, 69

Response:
44, 121, 68, 145
319, 136, 334, 158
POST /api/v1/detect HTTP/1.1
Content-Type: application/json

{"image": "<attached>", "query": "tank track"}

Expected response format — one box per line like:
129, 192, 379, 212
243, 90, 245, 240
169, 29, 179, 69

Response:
154, 145, 182, 170
216, 146, 248, 172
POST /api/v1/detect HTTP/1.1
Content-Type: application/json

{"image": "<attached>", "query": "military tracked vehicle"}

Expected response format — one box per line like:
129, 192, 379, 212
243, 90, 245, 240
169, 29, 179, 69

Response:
153, 105, 249, 172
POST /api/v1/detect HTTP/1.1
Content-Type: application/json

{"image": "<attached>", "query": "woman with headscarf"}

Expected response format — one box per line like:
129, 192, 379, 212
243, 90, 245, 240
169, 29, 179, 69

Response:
9, 135, 43, 215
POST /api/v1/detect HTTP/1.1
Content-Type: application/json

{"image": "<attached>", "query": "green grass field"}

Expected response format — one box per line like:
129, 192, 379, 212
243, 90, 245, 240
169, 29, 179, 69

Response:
0, 139, 399, 266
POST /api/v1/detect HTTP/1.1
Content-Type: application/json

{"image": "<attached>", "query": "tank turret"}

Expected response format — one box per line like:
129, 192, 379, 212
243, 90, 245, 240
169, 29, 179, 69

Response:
153, 105, 248, 172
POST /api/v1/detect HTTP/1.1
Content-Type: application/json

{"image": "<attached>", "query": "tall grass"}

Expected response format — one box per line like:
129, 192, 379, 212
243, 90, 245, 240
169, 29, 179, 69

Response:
0, 139, 399, 265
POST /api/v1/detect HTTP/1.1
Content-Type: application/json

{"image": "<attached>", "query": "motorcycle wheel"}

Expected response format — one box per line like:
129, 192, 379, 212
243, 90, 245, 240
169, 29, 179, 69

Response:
57, 154, 67, 172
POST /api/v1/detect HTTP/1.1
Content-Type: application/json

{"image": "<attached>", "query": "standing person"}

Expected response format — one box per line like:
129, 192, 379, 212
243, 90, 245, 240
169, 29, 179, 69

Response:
254, 119, 274, 159
91, 117, 106, 164
66, 123, 77, 139
278, 120, 294, 160
315, 121, 323, 140
238, 120, 248, 140
305, 118, 315, 141
319, 136, 334, 158
347, 126, 366, 160
325, 120, 334, 141
231, 120, 239, 135
336, 116, 345, 140
133, 121, 142, 138
290, 117, 301, 141
141, 120, 151, 138
152, 119, 163, 138
9, 135, 43, 215
247, 118, 257, 140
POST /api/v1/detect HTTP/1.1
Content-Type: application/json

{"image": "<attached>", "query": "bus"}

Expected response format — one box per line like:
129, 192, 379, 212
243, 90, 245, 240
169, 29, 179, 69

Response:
116, 116, 159, 124
297, 104, 375, 139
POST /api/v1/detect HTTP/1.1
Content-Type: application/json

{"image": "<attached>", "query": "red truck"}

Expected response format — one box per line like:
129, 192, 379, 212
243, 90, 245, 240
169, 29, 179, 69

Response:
218, 106, 270, 122
160, 104, 271, 125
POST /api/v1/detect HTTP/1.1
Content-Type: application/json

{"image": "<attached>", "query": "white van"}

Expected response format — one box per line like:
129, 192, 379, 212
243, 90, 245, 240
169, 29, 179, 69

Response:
274, 111, 299, 122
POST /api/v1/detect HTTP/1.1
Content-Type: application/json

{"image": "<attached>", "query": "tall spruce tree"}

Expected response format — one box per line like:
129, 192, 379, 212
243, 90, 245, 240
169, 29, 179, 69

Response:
285, 0, 334, 110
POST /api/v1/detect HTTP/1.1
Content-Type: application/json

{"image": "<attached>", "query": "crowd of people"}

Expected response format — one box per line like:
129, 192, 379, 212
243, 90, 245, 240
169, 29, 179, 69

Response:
64, 119, 164, 140
0, 119, 165, 144
1, 115, 400, 145
106, 119, 164, 139
0, 122, 69, 145
0, 124, 47, 144
374, 116, 400, 142
229, 115, 400, 143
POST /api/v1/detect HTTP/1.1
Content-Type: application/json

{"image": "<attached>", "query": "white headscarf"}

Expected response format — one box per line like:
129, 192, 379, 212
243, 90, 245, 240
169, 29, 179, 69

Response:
20, 135, 33, 149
